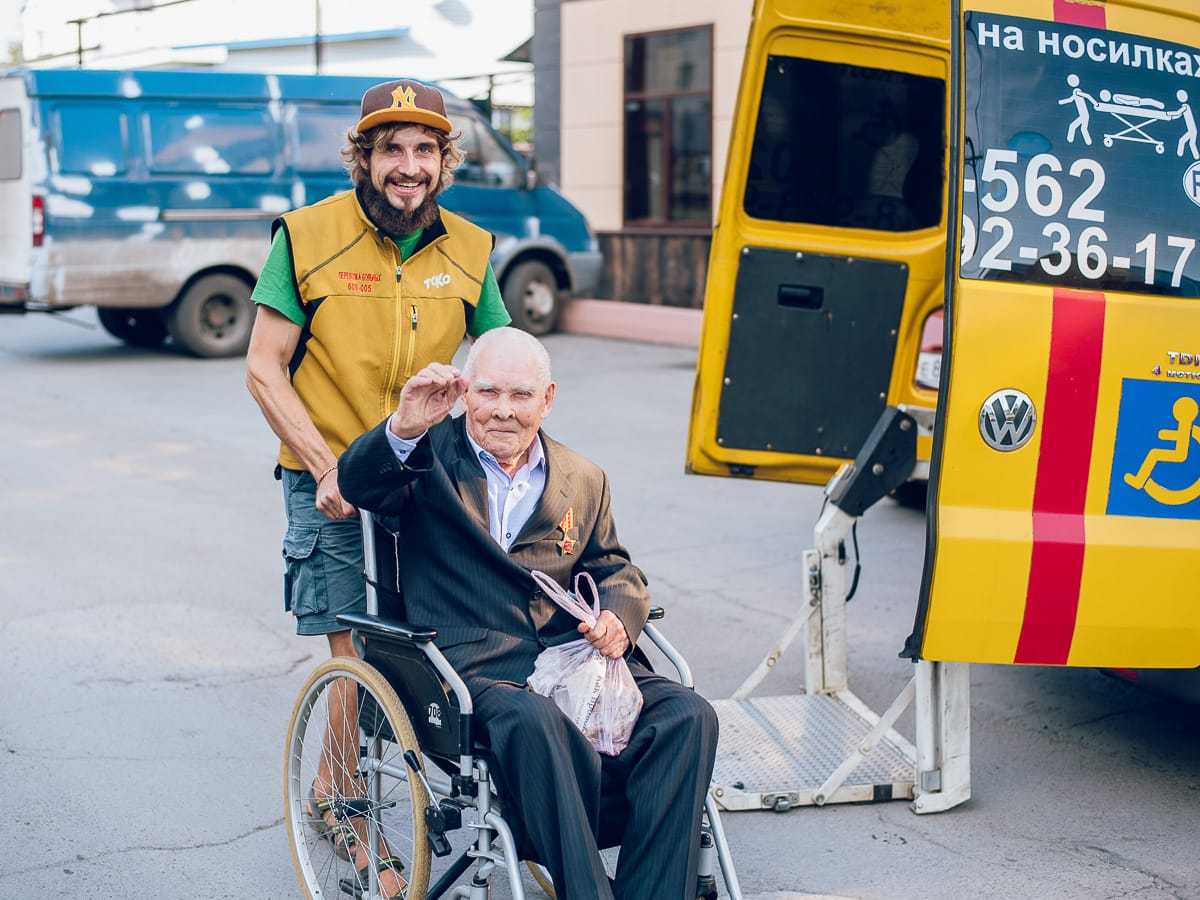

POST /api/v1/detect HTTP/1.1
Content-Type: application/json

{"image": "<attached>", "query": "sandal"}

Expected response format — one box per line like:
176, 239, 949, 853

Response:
341, 855, 407, 899
305, 781, 358, 862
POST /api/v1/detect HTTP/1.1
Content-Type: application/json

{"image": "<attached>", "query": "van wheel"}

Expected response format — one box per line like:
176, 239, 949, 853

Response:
502, 260, 561, 336
166, 273, 254, 358
97, 308, 168, 348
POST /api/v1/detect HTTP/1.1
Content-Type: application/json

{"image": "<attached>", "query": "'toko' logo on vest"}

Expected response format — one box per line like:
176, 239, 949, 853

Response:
424, 273, 452, 289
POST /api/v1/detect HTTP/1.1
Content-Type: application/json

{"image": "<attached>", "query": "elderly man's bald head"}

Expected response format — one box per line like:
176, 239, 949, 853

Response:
461, 328, 556, 472
463, 327, 553, 388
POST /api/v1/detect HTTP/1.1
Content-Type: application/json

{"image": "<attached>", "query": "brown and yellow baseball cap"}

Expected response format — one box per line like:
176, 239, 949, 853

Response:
354, 79, 453, 135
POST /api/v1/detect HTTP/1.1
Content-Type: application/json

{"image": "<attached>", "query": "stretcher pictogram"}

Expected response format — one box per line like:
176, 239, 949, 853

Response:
1097, 95, 1171, 153
1058, 75, 1199, 159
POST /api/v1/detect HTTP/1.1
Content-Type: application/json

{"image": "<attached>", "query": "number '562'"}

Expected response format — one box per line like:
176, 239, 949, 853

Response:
977, 149, 1105, 222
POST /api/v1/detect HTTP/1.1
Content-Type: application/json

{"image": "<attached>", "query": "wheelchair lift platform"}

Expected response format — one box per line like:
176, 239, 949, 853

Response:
711, 692, 916, 811
708, 408, 970, 816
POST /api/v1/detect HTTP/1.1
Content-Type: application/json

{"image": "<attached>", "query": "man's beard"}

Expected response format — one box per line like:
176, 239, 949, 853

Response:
356, 176, 440, 235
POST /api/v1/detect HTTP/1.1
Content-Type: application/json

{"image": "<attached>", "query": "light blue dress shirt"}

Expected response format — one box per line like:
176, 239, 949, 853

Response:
386, 419, 547, 551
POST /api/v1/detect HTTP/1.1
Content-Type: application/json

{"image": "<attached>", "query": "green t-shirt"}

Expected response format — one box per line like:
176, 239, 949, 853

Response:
252, 227, 511, 337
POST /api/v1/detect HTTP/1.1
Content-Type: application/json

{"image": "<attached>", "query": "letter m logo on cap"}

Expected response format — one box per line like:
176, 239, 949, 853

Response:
391, 84, 417, 111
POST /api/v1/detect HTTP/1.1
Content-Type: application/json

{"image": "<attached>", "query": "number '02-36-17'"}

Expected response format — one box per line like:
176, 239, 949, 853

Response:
962, 149, 1196, 288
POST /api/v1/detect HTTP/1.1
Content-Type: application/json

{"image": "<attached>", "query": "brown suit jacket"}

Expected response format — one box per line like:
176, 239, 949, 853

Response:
337, 415, 651, 693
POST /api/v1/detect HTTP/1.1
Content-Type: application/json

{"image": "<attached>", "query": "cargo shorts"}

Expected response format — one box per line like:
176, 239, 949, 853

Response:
280, 468, 365, 636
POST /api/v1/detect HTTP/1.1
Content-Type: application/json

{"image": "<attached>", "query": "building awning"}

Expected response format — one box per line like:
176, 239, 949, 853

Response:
175, 28, 410, 52
500, 37, 531, 64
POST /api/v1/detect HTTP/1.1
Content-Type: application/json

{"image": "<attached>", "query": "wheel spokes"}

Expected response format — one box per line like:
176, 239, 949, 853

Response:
288, 666, 425, 899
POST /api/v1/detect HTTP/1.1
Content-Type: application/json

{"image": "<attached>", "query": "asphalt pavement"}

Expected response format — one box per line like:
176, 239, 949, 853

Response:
1, 310, 1197, 900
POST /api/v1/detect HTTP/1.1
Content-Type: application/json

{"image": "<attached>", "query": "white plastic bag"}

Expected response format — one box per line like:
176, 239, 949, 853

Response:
526, 570, 643, 755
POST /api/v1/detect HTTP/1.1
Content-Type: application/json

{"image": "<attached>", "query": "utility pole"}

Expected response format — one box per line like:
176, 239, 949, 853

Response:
68, 18, 84, 66
313, 0, 322, 74
59, 1, 201, 70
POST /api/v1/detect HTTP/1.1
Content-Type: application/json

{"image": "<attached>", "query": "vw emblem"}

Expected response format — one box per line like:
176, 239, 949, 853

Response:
979, 389, 1036, 451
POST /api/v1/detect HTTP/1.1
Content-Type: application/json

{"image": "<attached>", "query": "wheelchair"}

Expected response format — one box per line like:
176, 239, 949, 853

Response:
284, 511, 743, 900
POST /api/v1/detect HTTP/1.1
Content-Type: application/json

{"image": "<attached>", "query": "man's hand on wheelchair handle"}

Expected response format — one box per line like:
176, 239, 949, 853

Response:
390, 363, 470, 440
315, 474, 356, 520
579, 610, 629, 659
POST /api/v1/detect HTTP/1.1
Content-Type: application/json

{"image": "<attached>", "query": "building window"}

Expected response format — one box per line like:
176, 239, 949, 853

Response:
623, 25, 712, 227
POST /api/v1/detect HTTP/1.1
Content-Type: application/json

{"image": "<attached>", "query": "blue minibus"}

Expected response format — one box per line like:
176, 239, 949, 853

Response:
0, 68, 600, 355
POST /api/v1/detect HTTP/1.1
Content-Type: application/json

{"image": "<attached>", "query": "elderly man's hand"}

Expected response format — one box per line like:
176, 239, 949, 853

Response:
578, 610, 629, 659
390, 363, 469, 439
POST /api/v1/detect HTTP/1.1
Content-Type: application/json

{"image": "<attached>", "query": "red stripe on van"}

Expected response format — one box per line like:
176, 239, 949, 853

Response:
1013, 290, 1106, 664
1053, 0, 1106, 29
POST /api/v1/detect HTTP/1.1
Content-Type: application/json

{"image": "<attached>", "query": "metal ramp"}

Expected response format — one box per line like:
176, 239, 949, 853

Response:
707, 409, 970, 816
712, 693, 915, 811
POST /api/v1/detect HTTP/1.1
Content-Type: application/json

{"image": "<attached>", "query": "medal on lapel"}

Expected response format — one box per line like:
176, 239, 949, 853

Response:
556, 507, 576, 555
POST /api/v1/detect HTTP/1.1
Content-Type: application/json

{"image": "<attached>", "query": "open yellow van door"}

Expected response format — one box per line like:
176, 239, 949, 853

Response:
908, 0, 1200, 669
687, 0, 948, 486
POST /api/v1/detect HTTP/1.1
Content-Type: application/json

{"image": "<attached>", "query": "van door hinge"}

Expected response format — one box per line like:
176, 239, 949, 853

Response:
808, 562, 821, 607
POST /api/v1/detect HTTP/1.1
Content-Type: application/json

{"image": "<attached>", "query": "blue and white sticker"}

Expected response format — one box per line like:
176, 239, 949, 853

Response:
1183, 161, 1200, 208
1107, 378, 1200, 520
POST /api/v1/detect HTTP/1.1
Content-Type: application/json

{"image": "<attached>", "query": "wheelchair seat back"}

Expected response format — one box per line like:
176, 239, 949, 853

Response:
361, 635, 463, 759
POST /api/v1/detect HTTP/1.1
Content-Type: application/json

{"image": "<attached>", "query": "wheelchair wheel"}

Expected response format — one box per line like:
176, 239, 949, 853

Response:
285, 656, 431, 899
526, 861, 556, 898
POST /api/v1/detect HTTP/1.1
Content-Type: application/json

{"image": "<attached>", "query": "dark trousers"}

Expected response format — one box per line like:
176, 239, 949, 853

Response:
475, 662, 719, 900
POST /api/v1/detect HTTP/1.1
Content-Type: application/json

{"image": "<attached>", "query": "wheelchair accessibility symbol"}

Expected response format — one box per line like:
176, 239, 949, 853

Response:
1122, 397, 1200, 504
1108, 380, 1200, 519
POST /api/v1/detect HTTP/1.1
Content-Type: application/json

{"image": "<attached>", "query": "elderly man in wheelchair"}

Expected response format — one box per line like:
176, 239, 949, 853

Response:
283, 328, 740, 900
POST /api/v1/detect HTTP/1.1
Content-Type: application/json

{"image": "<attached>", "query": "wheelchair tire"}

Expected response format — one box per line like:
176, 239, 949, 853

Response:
284, 656, 432, 899
527, 861, 557, 898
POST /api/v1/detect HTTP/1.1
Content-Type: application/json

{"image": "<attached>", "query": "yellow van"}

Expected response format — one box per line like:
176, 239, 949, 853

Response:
690, 0, 1200, 681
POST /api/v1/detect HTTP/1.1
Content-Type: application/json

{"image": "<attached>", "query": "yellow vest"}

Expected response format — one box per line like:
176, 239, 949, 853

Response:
275, 190, 493, 471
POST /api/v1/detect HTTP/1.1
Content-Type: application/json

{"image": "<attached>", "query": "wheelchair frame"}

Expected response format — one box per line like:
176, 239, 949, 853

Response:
311, 510, 744, 900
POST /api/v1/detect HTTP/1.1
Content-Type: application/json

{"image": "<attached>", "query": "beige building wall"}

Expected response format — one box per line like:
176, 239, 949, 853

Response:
559, 0, 752, 232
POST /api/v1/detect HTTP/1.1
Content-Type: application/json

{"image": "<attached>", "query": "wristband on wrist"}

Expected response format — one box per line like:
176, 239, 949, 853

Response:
316, 463, 337, 485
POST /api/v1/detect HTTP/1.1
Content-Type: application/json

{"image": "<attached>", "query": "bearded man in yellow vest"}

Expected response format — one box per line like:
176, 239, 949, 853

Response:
245, 79, 509, 895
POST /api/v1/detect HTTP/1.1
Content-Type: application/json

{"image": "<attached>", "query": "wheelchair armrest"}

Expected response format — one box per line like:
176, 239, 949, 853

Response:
337, 611, 437, 644
648, 606, 665, 621
640, 620, 693, 689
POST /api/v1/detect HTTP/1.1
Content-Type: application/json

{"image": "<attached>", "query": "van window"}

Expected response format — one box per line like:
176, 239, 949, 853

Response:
291, 104, 355, 173
146, 106, 277, 175
54, 104, 127, 177
451, 115, 522, 188
0, 108, 19, 180
961, 12, 1200, 298
744, 55, 944, 232
449, 114, 479, 169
